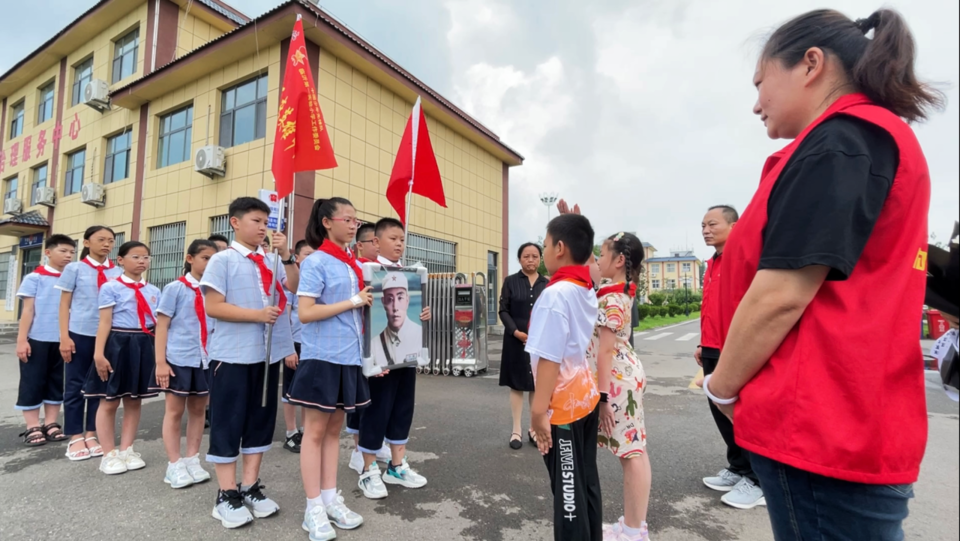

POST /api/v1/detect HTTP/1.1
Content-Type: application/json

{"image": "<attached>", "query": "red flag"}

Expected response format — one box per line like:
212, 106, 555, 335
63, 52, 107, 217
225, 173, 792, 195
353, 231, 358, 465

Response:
386, 97, 446, 226
271, 16, 336, 199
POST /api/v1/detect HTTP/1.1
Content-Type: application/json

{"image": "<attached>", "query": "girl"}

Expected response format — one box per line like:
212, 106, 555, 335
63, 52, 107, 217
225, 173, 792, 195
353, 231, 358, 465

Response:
151, 239, 218, 488
82, 241, 161, 475
287, 197, 371, 541
589, 232, 652, 541
57, 225, 121, 461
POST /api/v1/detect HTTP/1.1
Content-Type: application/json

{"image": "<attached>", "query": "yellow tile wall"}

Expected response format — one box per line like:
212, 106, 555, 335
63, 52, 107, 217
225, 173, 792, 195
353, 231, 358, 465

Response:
175, 9, 228, 59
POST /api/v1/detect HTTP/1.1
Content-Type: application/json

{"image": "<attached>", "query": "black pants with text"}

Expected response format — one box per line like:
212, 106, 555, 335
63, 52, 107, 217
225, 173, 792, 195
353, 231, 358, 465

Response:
702, 347, 756, 483
543, 405, 602, 541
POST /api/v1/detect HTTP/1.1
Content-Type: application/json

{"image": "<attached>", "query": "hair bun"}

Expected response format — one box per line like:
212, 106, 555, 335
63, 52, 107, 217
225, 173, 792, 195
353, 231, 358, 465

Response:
855, 12, 880, 35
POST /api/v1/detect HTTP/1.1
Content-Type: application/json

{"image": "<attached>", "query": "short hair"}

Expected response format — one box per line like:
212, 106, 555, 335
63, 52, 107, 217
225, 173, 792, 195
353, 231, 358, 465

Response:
517, 242, 542, 260
708, 205, 740, 224
375, 217, 404, 238
356, 223, 375, 241
546, 214, 594, 265
228, 197, 270, 220
208, 234, 229, 245
294, 239, 310, 255
45, 234, 77, 249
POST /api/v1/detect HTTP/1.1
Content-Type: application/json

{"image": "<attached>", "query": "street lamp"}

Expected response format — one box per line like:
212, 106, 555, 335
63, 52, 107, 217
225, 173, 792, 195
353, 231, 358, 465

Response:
539, 192, 559, 223
683, 273, 690, 316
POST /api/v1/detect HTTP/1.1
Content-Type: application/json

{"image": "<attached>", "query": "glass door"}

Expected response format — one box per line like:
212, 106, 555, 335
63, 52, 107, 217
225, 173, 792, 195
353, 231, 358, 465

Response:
17, 248, 42, 317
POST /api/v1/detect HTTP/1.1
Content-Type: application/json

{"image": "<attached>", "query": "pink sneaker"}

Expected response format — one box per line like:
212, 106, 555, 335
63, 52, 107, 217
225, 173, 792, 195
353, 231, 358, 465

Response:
604, 519, 650, 541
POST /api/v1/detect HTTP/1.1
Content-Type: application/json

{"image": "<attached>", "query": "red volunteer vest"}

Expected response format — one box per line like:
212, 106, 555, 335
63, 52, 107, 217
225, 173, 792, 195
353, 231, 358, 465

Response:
720, 94, 929, 485
700, 252, 723, 350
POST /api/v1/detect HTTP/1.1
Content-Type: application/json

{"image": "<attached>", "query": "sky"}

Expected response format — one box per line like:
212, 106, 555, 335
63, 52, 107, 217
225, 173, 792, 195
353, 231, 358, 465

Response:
2, 0, 957, 272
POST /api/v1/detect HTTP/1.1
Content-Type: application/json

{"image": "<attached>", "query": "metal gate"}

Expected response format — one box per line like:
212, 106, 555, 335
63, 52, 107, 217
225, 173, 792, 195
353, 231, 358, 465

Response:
422, 272, 488, 377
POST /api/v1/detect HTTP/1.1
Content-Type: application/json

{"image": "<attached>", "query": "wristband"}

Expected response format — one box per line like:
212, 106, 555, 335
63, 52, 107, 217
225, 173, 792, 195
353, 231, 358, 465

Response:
599, 392, 609, 403
702, 374, 739, 405
350, 295, 363, 307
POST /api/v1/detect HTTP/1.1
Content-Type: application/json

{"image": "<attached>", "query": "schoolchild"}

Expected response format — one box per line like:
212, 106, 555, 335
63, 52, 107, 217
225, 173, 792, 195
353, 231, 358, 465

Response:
282, 239, 316, 454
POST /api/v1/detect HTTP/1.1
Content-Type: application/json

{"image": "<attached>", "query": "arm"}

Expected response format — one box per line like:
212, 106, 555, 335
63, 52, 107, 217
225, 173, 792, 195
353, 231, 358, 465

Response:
204, 289, 278, 323
298, 290, 371, 323
154, 314, 173, 388
531, 361, 560, 455
498, 278, 519, 337
273, 232, 299, 294
16, 298, 35, 362
597, 326, 617, 435
58, 292, 75, 362
93, 307, 114, 382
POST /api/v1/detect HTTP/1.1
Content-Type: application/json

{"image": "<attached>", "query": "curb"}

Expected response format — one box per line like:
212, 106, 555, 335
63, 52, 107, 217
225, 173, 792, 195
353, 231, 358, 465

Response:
633, 317, 701, 336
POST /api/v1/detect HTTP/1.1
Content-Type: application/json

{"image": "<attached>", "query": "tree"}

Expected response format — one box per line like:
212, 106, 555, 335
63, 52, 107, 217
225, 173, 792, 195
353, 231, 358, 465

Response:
699, 261, 706, 287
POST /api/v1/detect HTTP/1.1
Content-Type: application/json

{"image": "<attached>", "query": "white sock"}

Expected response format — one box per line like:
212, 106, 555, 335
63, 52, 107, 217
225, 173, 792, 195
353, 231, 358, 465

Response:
169, 461, 179, 467
320, 488, 337, 506
622, 524, 642, 537
286, 429, 298, 438
306, 495, 324, 512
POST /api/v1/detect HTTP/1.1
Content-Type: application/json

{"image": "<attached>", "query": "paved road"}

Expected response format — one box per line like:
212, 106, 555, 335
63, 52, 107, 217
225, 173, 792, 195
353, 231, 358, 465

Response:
0, 323, 956, 540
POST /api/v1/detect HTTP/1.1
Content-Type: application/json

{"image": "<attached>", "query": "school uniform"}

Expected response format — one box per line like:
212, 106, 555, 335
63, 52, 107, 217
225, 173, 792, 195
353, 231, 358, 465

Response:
55, 257, 123, 434
201, 241, 287, 464
287, 245, 370, 413
81, 275, 161, 401
15, 266, 65, 411
281, 285, 299, 404
148, 274, 213, 396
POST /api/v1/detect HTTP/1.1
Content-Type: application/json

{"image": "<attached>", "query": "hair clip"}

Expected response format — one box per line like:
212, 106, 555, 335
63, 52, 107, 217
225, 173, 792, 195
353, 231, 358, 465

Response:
614, 232, 625, 242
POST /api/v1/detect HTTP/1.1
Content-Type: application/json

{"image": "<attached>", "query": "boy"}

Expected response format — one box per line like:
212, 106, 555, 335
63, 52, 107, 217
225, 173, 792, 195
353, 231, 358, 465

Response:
15, 234, 77, 446
201, 197, 299, 529
355, 222, 379, 263
281, 240, 315, 453
353, 217, 431, 499
208, 234, 230, 252
527, 214, 602, 541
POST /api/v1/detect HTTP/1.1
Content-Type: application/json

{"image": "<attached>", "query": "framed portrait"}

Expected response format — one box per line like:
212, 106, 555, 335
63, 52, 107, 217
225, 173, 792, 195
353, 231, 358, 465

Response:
361, 263, 430, 377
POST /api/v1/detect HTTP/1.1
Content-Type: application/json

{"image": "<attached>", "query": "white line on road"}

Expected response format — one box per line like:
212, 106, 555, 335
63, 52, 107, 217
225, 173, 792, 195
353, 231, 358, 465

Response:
676, 333, 700, 341
644, 332, 673, 341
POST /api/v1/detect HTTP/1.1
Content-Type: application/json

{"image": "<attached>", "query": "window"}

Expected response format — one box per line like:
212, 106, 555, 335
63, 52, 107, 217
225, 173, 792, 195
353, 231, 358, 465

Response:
4, 176, 17, 202
9, 101, 25, 139
72, 58, 93, 107
681, 276, 693, 288
666, 263, 676, 273
112, 29, 139, 83
666, 279, 677, 290
405, 232, 456, 274
158, 106, 193, 168
210, 214, 235, 243
220, 75, 268, 147
651, 279, 660, 290
108, 232, 125, 263
651, 263, 659, 275
0, 252, 10, 302
682, 262, 692, 273
64, 149, 86, 196
149, 222, 186, 290
31, 165, 48, 205
38, 82, 55, 124
104, 130, 132, 184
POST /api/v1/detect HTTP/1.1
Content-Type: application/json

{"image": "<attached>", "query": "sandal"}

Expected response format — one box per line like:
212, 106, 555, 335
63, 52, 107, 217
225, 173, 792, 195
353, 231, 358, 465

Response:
20, 426, 47, 447
85, 437, 104, 457
42, 423, 67, 442
65, 438, 91, 461
509, 433, 523, 450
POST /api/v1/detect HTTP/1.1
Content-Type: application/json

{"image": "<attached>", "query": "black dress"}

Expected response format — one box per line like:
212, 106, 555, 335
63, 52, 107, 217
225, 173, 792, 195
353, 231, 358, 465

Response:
498, 271, 548, 391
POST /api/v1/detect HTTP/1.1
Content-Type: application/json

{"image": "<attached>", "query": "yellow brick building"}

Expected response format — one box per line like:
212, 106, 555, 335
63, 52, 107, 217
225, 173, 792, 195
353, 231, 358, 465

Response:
0, 0, 523, 322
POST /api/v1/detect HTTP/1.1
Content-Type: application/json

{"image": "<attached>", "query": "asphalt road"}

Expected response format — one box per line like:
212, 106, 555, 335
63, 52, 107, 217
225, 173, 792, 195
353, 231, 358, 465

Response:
0, 321, 956, 540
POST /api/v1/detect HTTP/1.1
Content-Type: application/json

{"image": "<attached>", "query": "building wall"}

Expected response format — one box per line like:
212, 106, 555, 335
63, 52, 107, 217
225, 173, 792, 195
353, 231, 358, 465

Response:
644, 258, 701, 293
175, 7, 229, 58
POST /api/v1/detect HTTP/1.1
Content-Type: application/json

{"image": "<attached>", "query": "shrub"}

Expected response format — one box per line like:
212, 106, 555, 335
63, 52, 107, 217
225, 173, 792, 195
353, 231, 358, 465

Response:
648, 292, 667, 306
668, 304, 682, 317
638, 304, 651, 320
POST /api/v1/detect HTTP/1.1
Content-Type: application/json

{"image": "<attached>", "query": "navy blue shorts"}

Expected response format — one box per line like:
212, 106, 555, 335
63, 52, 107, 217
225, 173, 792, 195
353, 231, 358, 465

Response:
148, 363, 211, 397
16, 340, 64, 411
206, 361, 280, 464
359, 367, 416, 453
286, 359, 370, 413
281, 343, 301, 404
82, 330, 158, 401
345, 410, 361, 435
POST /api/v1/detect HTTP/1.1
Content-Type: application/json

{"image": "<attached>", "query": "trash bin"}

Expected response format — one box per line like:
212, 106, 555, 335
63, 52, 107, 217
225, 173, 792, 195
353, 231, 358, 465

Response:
928, 310, 949, 340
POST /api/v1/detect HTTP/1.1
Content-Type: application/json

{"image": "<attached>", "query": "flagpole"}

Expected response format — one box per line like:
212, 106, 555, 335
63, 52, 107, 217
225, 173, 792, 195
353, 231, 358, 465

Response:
262, 193, 288, 407
402, 97, 421, 262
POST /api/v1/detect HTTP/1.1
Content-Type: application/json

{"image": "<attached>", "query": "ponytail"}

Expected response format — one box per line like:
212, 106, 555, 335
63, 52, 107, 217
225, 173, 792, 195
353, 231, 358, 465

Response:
184, 239, 217, 274
79, 247, 89, 260
305, 197, 354, 249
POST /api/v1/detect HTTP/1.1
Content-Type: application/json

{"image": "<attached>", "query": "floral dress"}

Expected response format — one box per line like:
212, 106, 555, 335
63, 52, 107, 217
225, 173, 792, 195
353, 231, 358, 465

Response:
587, 285, 647, 458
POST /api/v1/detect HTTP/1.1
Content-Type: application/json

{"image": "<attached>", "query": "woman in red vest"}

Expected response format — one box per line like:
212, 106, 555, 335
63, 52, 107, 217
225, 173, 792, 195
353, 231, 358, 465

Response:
704, 9, 944, 540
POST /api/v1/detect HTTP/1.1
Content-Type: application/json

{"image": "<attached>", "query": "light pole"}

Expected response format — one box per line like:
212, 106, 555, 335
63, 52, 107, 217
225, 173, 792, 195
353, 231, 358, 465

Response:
539, 192, 559, 223
683, 273, 690, 316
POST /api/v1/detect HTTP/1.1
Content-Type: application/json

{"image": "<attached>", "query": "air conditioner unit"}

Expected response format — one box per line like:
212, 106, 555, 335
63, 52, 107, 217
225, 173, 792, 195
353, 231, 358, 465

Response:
35, 187, 56, 208
194, 145, 226, 178
80, 183, 106, 207
3, 198, 22, 215
82, 79, 110, 111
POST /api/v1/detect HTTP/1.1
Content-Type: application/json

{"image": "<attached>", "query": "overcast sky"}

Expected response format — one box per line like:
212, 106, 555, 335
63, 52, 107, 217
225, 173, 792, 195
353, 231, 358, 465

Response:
3, 0, 957, 269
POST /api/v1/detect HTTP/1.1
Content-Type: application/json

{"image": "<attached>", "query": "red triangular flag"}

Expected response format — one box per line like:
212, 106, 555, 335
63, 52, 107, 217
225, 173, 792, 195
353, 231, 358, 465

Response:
271, 16, 337, 199
386, 97, 446, 226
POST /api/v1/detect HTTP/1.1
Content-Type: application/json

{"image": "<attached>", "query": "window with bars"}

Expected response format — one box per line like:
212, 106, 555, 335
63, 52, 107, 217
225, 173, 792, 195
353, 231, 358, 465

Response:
72, 57, 93, 107
38, 82, 55, 124
220, 75, 268, 148
31, 165, 47, 206
9, 101, 24, 139
158, 106, 193, 168
148, 222, 186, 290
108, 232, 125, 263
209, 214, 235, 243
112, 29, 139, 83
405, 232, 456, 274
104, 130, 131, 184
0, 252, 10, 303
64, 149, 86, 196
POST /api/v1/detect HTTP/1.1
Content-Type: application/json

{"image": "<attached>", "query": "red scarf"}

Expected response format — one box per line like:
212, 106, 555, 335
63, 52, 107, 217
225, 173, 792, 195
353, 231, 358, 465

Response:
320, 239, 365, 293
246, 253, 288, 313
597, 282, 637, 299
546, 265, 593, 290
82, 257, 114, 289
118, 280, 156, 335
178, 276, 208, 355
34, 267, 62, 278
358, 257, 373, 264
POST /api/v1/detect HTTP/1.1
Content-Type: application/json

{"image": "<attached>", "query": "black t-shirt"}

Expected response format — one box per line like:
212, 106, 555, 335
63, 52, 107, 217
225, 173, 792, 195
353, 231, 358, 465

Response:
759, 116, 899, 281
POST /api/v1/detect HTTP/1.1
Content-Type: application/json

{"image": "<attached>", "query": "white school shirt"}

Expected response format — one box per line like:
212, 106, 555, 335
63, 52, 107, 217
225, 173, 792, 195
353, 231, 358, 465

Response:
55, 257, 123, 336
98, 275, 161, 330
16, 266, 64, 342
157, 274, 210, 368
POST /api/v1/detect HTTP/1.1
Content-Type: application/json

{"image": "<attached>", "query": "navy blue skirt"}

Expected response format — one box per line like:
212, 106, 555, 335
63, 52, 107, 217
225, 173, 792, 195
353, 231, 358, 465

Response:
82, 330, 159, 401
286, 359, 370, 413
148, 363, 211, 396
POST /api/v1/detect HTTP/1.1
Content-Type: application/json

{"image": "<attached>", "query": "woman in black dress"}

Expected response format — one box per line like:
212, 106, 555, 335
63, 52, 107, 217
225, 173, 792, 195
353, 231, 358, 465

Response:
499, 243, 548, 449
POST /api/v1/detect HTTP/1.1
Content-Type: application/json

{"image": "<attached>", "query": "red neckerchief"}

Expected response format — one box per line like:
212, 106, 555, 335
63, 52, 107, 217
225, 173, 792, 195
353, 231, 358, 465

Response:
246, 252, 288, 313
546, 265, 593, 290
358, 257, 373, 264
597, 282, 637, 298
117, 280, 157, 335
34, 267, 62, 278
320, 239, 365, 293
82, 257, 114, 289
178, 276, 208, 355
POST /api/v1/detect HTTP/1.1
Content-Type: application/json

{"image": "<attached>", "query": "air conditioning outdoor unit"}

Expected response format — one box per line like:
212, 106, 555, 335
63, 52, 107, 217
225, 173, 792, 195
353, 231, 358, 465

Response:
194, 145, 226, 178
3, 198, 22, 215
35, 187, 56, 208
80, 183, 106, 207
82, 79, 110, 111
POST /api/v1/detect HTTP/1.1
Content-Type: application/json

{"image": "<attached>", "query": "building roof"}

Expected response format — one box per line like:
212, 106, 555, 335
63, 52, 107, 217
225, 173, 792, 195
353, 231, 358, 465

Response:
0, 210, 50, 237
646, 251, 700, 263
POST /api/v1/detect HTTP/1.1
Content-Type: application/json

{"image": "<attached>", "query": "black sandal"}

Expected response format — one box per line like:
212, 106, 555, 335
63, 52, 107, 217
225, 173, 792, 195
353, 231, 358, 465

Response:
20, 426, 47, 447
528, 430, 538, 446
509, 433, 523, 450
42, 423, 67, 442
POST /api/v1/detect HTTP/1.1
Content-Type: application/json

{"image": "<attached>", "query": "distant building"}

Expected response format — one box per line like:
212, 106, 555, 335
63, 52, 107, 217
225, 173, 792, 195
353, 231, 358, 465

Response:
643, 245, 701, 293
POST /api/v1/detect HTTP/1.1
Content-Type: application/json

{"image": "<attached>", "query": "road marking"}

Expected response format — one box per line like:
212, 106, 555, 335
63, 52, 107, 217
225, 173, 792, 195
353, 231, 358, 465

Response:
677, 333, 699, 342
644, 332, 673, 341
689, 368, 704, 389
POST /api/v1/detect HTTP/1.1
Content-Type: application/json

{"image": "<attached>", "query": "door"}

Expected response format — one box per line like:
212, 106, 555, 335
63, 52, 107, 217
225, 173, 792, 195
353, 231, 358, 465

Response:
17, 248, 42, 318
487, 251, 498, 324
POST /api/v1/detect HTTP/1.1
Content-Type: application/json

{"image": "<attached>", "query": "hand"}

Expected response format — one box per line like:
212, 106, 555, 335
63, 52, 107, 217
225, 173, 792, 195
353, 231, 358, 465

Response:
260, 306, 282, 324
356, 286, 374, 307
373, 369, 391, 377
694, 346, 703, 367
420, 306, 432, 321
60, 336, 76, 363
514, 330, 528, 344
716, 402, 734, 422
531, 411, 553, 456
16, 340, 31, 363
94, 354, 113, 382
285, 353, 299, 370
155, 362, 174, 389
272, 231, 290, 258
600, 402, 616, 437
556, 199, 581, 216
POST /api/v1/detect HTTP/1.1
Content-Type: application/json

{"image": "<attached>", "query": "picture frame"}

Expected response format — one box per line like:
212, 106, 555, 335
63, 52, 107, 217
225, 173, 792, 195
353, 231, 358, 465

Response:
361, 262, 430, 377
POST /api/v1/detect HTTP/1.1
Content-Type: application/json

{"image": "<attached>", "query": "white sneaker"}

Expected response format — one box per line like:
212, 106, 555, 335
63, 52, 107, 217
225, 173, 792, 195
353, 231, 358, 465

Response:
703, 468, 742, 492
99, 449, 128, 475
183, 454, 211, 483
721, 477, 766, 510
382, 459, 427, 489
375, 443, 392, 462
302, 505, 336, 541
358, 463, 389, 500
120, 447, 146, 471
348, 449, 365, 475
164, 460, 194, 489
325, 491, 363, 530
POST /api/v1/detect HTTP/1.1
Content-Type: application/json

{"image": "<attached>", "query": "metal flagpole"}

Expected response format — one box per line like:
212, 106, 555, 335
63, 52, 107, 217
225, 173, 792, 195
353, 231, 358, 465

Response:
401, 97, 420, 262
263, 194, 289, 407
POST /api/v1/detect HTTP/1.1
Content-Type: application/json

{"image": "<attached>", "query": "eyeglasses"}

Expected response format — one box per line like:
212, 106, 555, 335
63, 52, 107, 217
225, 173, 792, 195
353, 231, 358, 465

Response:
125, 255, 151, 262
330, 217, 359, 226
